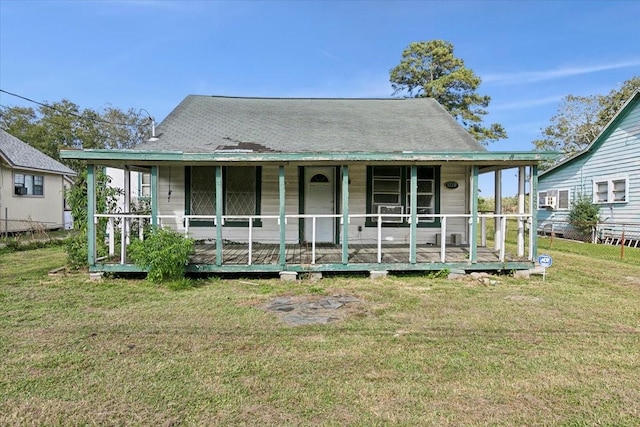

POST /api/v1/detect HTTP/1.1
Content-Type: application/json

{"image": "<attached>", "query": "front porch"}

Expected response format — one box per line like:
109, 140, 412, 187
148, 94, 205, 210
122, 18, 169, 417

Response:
186, 242, 529, 273
95, 211, 535, 275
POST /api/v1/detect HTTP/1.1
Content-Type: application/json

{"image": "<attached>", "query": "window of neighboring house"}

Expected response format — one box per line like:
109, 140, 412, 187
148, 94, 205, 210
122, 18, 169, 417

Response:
186, 166, 261, 226
537, 189, 570, 210
366, 166, 439, 227
140, 173, 151, 198
593, 177, 628, 203
14, 173, 44, 196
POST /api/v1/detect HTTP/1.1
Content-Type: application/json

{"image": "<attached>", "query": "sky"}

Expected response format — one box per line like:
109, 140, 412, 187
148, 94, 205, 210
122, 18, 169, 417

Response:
1, 0, 639, 195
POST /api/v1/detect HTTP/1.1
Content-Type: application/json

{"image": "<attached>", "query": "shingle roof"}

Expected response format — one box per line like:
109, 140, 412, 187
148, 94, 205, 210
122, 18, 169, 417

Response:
0, 129, 76, 175
135, 95, 487, 153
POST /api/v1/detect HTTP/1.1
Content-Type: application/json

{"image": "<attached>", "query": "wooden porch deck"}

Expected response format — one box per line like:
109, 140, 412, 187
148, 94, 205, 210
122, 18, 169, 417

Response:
190, 243, 526, 266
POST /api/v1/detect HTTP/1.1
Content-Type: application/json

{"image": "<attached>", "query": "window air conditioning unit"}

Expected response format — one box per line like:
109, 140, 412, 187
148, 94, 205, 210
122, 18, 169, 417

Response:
378, 205, 404, 223
14, 185, 27, 195
541, 196, 556, 208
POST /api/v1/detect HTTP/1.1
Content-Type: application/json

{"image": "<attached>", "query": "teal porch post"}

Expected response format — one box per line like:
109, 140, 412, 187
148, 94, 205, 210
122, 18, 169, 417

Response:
341, 165, 349, 264
410, 165, 417, 264
279, 165, 286, 267
531, 165, 538, 259
215, 166, 223, 266
151, 166, 158, 228
470, 165, 479, 263
86, 164, 96, 266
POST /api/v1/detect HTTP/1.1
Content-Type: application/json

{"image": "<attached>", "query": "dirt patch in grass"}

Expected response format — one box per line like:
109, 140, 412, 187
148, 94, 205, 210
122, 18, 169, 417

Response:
624, 276, 640, 286
261, 294, 366, 326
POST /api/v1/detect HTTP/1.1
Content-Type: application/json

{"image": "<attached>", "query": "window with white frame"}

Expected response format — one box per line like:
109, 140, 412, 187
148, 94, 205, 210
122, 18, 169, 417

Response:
593, 177, 628, 203
14, 173, 44, 196
537, 189, 570, 210
140, 173, 151, 198
367, 166, 438, 225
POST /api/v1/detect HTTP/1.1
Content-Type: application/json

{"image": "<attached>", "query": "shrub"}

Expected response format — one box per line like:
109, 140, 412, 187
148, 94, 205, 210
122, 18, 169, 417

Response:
568, 197, 600, 236
128, 227, 194, 283
66, 232, 89, 270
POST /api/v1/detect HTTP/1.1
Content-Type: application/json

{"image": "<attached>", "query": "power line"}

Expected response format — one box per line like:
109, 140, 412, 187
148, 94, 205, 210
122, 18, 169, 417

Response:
0, 88, 151, 127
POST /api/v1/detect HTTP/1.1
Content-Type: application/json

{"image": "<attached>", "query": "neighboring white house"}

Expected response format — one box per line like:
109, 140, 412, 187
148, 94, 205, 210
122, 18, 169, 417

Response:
0, 129, 76, 233
106, 167, 151, 211
537, 90, 640, 243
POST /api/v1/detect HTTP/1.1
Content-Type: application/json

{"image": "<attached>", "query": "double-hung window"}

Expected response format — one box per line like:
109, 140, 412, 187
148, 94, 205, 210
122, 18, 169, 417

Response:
140, 173, 151, 198
593, 177, 628, 203
14, 173, 44, 196
186, 166, 261, 226
367, 166, 439, 226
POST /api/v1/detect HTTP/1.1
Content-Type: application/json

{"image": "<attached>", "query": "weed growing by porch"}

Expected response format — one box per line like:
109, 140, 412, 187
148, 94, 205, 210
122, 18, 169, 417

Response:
1, 245, 639, 425
128, 227, 195, 283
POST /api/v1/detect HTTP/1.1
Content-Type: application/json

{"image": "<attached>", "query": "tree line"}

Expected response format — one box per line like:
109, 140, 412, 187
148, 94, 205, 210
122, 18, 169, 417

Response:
0, 98, 151, 172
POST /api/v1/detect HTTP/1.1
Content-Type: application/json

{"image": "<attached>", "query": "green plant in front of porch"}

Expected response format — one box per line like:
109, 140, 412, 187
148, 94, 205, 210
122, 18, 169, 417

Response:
65, 167, 123, 269
128, 227, 195, 283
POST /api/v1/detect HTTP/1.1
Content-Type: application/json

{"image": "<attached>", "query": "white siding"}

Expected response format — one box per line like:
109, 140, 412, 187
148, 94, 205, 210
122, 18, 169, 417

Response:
0, 166, 67, 232
156, 163, 470, 245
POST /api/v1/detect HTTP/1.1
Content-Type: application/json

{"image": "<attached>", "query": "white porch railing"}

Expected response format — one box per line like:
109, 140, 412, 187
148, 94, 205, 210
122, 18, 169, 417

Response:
93, 212, 534, 266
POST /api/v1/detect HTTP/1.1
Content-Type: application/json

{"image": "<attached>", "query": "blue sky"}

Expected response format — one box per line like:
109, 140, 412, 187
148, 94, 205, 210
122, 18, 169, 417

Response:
1, 0, 639, 195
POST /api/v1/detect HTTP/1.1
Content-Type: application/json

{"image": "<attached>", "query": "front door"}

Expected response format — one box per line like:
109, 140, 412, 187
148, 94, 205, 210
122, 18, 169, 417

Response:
304, 167, 335, 243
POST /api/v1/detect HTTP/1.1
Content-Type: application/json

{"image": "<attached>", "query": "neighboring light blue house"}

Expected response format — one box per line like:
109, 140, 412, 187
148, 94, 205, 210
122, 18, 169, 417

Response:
537, 90, 640, 244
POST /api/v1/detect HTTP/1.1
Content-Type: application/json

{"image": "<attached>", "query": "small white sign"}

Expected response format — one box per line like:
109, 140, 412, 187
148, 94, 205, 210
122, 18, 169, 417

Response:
538, 254, 553, 281
538, 254, 552, 267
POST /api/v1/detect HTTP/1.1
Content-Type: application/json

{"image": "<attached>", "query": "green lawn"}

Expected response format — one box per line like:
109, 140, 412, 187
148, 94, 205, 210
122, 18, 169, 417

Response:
1, 243, 639, 426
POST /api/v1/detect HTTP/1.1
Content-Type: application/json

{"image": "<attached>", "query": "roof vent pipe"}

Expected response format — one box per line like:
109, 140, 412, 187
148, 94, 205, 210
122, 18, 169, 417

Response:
140, 109, 159, 142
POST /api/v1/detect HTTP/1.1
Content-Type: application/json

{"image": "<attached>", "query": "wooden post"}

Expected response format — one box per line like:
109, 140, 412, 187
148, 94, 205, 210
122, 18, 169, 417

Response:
528, 165, 534, 260
279, 165, 286, 267
87, 164, 96, 266
341, 165, 349, 265
215, 166, 223, 266
151, 166, 158, 229
494, 169, 502, 251
517, 166, 525, 257
409, 165, 417, 264
531, 165, 539, 259
470, 165, 479, 263
440, 216, 447, 263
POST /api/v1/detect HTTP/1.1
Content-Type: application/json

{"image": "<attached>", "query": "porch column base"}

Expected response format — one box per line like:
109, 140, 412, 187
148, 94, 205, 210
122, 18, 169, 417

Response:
447, 269, 466, 280
305, 272, 323, 281
279, 271, 298, 282
89, 272, 104, 281
370, 270, 388, 280
513, 270, 531, 279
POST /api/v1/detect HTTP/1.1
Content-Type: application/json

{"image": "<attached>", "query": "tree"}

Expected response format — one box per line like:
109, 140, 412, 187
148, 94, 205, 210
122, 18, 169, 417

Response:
598, 75, 640, 125
0, 100, 152, 172
568, 197, 599, 241
534, 76, 640, 169
389, 40, 507, 144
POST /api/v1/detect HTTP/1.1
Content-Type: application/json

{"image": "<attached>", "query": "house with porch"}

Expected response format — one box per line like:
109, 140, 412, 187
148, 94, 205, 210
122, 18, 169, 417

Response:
537, 90, 640, 245
61, 95, 556, 277
1, 129, 76, 234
